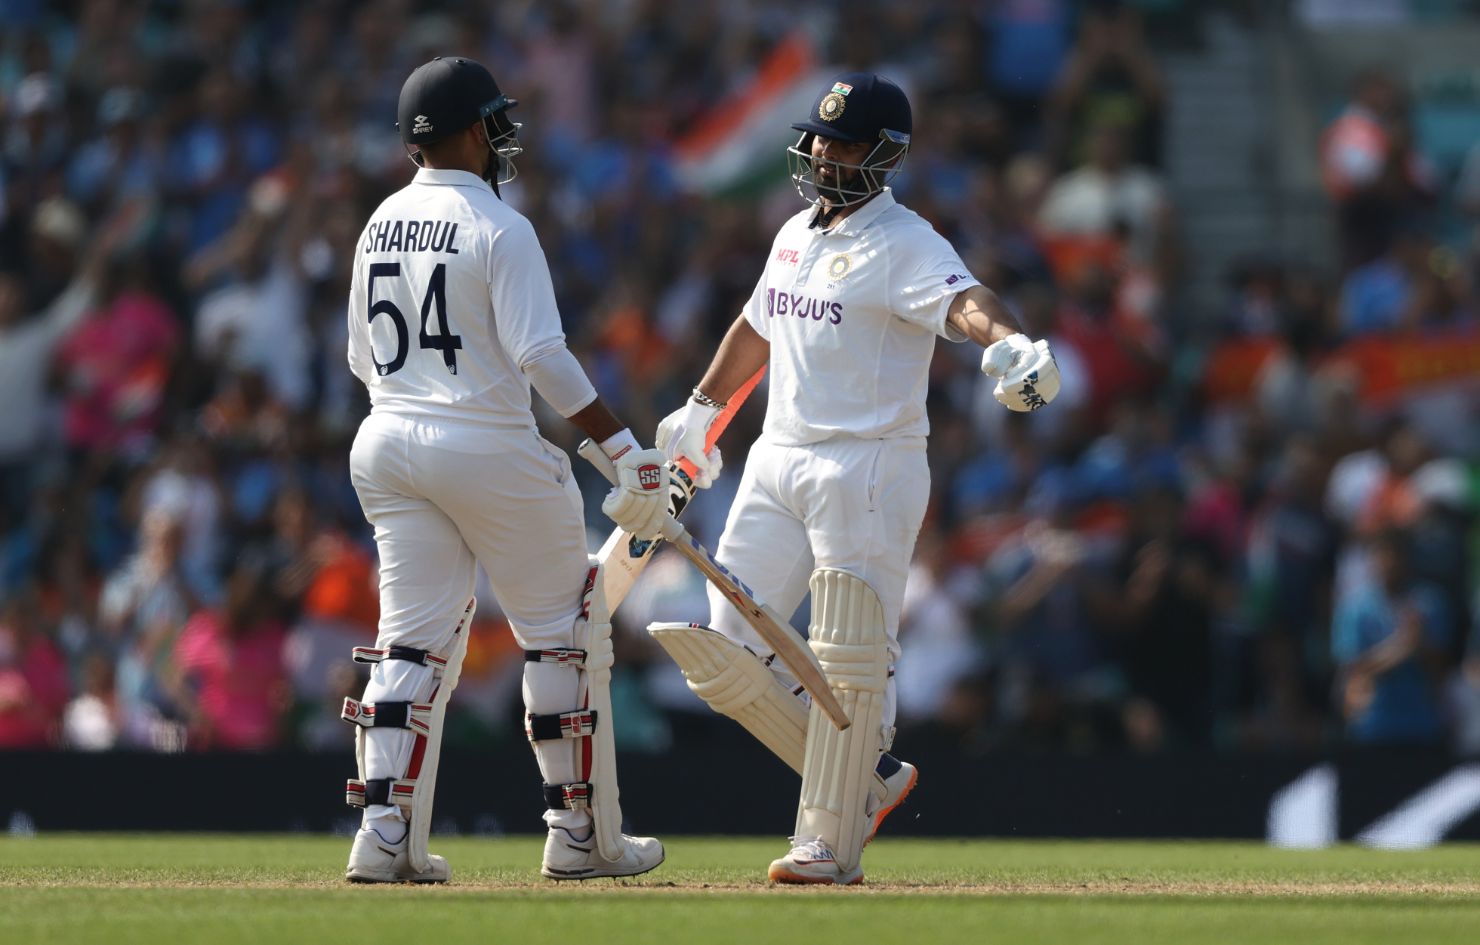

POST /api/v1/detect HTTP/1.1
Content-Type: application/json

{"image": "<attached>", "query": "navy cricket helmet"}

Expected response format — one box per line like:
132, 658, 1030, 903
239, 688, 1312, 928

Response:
397, 57, 523, 186
788, 72, 912, 208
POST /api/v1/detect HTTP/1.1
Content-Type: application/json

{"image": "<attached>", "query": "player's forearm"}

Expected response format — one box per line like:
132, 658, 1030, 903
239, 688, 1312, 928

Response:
566, 396, 626, 444
947, 285, 1023, 347
696, 316, 769, 405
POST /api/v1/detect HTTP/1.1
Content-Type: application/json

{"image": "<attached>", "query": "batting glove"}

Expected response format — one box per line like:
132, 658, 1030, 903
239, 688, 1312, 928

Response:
601, 447, 671, 539
655, 397, 724, 488
981, 334, 1060, 413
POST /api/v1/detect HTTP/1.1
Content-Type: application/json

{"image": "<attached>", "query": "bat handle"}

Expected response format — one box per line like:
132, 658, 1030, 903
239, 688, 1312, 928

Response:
581, 438, 689, 541
578, 438, 619, 485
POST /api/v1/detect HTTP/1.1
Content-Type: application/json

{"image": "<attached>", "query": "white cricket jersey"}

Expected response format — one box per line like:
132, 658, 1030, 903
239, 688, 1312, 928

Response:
347, 167, 570, 432
741, 189, 979, 446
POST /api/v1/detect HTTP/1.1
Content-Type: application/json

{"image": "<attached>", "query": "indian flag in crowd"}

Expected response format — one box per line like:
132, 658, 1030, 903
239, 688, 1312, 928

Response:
672, 32, 829, 197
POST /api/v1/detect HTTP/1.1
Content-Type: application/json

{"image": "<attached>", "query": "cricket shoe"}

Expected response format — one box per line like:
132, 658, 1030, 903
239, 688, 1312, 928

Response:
541, 826, 664, 880
344, 825, 450, 884
768, 838, 863, 886
865, 756, 918, 845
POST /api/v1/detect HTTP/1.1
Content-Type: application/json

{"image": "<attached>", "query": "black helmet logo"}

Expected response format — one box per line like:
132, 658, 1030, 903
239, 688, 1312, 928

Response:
412, 114, 433, 136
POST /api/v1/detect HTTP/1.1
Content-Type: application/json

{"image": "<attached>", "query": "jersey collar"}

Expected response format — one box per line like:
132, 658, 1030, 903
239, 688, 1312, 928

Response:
811, 188, 896, 237
413, 167, 494, 192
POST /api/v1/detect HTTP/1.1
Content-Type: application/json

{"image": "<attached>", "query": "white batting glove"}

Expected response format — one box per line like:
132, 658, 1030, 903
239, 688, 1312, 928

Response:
601, 446, 671, 539
981, 334, 1060, 413
655, 397, 724, 488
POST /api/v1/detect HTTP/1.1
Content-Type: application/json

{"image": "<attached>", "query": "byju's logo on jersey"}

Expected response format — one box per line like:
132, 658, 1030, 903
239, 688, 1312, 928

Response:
412, 114, 433, 136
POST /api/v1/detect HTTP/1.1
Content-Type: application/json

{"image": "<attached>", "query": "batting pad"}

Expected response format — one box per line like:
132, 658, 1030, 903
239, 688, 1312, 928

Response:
795, 569, 889, 872
345, 597, 475, 875
649, 622, 807, 774
579, 558, 625, 863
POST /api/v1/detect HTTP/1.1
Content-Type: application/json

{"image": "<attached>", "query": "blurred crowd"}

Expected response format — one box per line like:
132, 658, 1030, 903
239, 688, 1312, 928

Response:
0, 0, 1475, 757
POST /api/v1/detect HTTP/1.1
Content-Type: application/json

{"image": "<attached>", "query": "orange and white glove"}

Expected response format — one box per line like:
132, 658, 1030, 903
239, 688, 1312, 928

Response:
655, 396, 724, 488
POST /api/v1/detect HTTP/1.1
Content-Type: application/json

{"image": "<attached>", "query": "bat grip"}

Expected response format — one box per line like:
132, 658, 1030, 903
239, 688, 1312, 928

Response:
578, 438, 619, 485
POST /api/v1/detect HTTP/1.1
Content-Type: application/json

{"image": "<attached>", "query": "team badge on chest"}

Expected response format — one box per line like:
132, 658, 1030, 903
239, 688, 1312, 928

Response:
827, 253, 852, 282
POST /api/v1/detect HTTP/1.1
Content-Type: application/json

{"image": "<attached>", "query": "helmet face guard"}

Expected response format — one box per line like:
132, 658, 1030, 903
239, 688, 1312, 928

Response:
406, 93, 523, 187
787, 129, 910, 209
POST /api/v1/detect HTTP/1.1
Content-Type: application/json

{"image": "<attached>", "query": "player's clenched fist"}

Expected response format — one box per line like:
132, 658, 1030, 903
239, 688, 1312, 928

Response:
981, 334, 1060, 413
655, 395, 724, 488
601, 447, 672, 538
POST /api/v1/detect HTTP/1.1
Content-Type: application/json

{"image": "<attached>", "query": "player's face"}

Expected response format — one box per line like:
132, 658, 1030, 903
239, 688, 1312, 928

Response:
810, 135, 872, 203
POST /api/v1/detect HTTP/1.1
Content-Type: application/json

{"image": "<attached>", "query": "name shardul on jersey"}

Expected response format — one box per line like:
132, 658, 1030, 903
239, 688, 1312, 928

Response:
362, 219, 462, 255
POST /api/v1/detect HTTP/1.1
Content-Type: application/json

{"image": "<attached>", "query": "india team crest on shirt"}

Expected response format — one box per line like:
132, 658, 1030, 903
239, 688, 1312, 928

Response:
827, 253, 852, 282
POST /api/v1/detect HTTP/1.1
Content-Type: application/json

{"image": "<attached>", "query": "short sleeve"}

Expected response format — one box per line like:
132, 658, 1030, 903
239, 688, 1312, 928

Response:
740, 266, 771, 340
886, 224, 978, 342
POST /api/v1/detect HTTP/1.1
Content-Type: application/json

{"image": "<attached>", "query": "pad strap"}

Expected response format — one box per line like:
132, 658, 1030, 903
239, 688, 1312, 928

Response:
340, 698, 432, 736
524, 647, 587, 667
352, 644, 448, 670
525, 709, 597, 742
346, 777, 416, 809
543, 781, 594, 811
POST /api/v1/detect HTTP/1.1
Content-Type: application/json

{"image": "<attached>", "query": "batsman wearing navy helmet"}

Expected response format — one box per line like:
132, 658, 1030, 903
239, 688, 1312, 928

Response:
647, 72, 1061, 884
341, 57, 674, 883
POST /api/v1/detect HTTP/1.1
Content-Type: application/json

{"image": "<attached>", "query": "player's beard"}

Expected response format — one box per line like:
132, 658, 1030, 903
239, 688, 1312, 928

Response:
815, 160, 861, 206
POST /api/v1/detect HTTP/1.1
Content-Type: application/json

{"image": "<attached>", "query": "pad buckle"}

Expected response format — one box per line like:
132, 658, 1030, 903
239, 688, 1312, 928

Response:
543, 781, 593, 811
525, 709, 597, 742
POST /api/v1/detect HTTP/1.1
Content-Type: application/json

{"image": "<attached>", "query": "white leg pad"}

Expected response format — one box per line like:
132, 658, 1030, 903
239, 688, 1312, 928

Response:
579, 558, 624, 863
649, 622, 807, 774
344, 598, 475, 875
795, 568, 889, 873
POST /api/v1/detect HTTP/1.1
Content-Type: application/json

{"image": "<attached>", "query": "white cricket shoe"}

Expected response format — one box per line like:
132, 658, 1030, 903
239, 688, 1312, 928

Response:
344, 826, 450, 884
541, 826, 664, 880
768, 837, 864, 885
866, 759, 918, 845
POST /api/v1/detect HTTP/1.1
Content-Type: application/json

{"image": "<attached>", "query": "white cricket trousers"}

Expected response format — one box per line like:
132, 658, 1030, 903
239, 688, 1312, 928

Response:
348, 412, 593, 831
707, 435, 930, 727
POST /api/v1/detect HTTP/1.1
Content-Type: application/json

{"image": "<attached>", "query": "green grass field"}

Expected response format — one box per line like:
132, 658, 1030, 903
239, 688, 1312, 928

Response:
3, 835, 1479, 945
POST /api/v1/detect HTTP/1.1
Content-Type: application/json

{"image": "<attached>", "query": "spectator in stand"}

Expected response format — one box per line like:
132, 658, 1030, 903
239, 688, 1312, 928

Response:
1319, 68, 1437, 270
185, 174, 313, 412
983, 469, 1121, 745
169, 559, 289, 751
66, 87, 160, 213
1107, 479, 1218, 749
102, 508, 196, 748
1240, 437, 1338, 747
52, 248, 179, 463
1047, 0, 1166, 170
62, 652, 120, 750
895, 525, 983, 725
0, 587, 70, 748
1338, 227, 1473, 337
984, 0, 1076, 150
1038, 117, 1175, 280
1332, 528, 1453, 744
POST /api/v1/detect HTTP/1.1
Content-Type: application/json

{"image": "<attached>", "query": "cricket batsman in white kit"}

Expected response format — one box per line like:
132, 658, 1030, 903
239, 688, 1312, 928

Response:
644, 73, 1061, 884
341, 57, 674, 883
